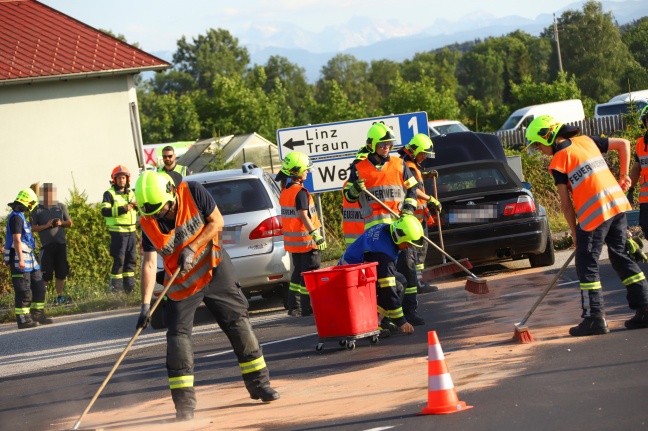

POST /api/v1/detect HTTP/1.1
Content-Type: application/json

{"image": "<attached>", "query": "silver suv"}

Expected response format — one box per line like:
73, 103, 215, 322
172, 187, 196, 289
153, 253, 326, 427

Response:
150, 163, 291, 328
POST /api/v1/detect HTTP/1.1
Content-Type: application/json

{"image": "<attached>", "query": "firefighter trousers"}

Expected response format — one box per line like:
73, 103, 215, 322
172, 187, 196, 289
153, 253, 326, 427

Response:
12, 267, 46, 311
288, 249, 321, 314
396, 246, 419, 316
164, 252, 270, 411
109, 231, 137, 293
575, 212, 648, 317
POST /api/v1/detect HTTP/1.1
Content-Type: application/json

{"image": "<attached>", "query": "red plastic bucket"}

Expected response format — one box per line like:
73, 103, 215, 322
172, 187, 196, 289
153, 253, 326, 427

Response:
303, 262, 378, 338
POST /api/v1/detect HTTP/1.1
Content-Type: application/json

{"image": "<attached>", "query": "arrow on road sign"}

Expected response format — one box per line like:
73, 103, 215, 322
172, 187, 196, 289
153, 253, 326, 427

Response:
283, 138, 305, 150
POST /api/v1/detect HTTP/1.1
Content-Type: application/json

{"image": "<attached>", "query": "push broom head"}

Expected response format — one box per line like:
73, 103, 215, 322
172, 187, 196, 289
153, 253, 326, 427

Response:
464, 275, 489, 294
512, 323, 535, 343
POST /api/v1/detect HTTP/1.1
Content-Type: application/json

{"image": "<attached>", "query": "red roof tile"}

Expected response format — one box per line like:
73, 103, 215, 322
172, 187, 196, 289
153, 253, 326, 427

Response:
0, 0, 170, 82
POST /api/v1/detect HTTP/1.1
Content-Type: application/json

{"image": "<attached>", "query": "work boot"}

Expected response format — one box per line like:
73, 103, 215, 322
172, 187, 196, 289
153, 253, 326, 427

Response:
53, 295, 71, 305
31, 309, 54, 325
568, 316, 610, 336
624, 308, 648, 329
250, 385, 280, 402
16, 314, 38, 329
175, 409, 194, 422
418, 282, 439, 294
381, 319, 402, 335
405, 313, 425, 326
377, 325, 391, 338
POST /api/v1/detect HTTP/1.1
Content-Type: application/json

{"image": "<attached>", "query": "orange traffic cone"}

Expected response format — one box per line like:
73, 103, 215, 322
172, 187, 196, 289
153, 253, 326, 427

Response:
420, 331, 473, 415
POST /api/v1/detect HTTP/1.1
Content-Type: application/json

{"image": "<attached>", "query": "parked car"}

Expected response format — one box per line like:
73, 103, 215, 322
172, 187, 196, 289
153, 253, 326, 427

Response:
498, 99, 584, 132
594, 90, 648, 119
428, 119, 470, 137
149, 162, 291, 329
422, 132, 554, 269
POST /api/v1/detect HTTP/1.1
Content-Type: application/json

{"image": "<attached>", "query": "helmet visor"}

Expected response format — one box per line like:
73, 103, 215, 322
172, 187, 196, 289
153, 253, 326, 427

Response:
141, 201, 165, 216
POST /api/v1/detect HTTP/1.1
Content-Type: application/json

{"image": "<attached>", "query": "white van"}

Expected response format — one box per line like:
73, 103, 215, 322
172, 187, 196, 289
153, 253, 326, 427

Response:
498, 99, 585, 131
594, 90, 648, 119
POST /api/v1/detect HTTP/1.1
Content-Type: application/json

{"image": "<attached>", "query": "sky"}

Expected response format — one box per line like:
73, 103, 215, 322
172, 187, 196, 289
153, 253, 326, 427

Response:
39, 0, 589, 54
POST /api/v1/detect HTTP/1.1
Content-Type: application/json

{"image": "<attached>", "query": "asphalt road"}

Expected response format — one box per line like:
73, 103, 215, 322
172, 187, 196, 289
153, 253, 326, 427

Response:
1, 249, 647, 430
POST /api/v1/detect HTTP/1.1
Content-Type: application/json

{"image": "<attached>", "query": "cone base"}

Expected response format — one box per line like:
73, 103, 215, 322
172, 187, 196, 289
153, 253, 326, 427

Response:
420, 401, 473, 415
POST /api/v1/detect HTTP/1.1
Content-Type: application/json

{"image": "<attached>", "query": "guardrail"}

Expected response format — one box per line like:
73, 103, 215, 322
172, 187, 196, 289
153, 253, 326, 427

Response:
494, 116, 629, 149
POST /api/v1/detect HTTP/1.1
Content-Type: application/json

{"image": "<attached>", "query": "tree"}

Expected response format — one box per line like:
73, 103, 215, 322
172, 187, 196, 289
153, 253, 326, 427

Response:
138, 89, 201, 143
553, 1, 638, 102
622, 17, 648, 72
173, 28, 250, 92
368, 59, 400, 99
310, 80, 368, 124
400, 49, 459, 94
509, 71, 582, 108
381, 76, 460, 121
258, 56, 314, 124
317, 54, 380, 112
457, 45, 506, 105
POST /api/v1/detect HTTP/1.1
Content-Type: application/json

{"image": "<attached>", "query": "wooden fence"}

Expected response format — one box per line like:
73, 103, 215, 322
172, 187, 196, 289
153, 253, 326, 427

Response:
495, 116, 629, 149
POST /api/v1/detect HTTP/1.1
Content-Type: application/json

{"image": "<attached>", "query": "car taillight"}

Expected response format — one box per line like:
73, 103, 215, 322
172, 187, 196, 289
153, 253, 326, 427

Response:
503, 195, 536, 216
249, 215, 283, 240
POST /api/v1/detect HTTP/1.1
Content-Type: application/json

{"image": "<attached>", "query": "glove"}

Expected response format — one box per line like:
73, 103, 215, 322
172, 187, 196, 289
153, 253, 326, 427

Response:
428, 196, 442, 213
401, 203, 416, 216
627, 187, 635, 206
423, 170, 438, 179
626, 238, 648, 263
177, 245, 195, 272
310, 229, 328, 251
352, 179, 366, 195
136, 304, 151, 329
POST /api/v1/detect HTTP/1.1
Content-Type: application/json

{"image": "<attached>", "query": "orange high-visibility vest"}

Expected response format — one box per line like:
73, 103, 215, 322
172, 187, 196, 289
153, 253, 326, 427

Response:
139, 183, 222, 300
341, 181, 364, 244
549, 135, 631, 231
405, 159, 428, 222
280, 183, 321, 253
636, 136, 648, 204
356, 156, 416, 229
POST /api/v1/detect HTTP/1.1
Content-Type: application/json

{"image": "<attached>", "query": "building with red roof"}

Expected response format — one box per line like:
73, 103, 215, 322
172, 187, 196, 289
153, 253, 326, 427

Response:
0, 0, 170, 209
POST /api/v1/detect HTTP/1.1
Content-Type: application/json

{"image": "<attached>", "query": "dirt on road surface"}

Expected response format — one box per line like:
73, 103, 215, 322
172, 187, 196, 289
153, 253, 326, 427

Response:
57, 262, 611, 431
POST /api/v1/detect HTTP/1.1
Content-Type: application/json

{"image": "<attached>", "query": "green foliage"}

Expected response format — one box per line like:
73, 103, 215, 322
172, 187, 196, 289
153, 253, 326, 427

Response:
509, 71, 582, 107
382, 76, 460, 120
173, 28, 250, 92
0, 185, 141, 321
206, 139, 237, 171
138, 89, 202, 143
622, 17, 648, 71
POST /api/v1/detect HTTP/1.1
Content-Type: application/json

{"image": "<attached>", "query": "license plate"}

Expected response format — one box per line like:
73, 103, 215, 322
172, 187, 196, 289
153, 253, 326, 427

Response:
221, 225, 242, 245
448, 205, 497, 223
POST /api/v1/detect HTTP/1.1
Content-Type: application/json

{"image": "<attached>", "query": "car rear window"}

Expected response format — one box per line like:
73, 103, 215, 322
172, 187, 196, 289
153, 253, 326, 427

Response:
439, 167, 507, 192
202, 179, 272, 216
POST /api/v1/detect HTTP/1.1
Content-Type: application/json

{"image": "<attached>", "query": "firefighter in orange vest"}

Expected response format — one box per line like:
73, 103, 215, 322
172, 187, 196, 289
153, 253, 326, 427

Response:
396, 134, 443, 325
135, 171, 278, 422
342, 146, 371, 245
526, 115, 648, 335
628, 106, 648, 241
344, 122, 419, 229
277, 151, 326, 317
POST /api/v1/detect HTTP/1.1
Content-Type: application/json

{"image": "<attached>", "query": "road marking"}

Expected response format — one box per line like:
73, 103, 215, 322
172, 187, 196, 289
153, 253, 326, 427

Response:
202, 333, 317, 358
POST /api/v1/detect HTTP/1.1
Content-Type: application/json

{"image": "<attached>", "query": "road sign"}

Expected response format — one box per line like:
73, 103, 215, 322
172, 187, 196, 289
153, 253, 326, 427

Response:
276, 112, 429, 162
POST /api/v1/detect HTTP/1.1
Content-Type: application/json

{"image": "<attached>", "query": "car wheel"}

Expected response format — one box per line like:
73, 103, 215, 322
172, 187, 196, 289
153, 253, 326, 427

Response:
150, 301, 166, 330
529, 230, 555, 268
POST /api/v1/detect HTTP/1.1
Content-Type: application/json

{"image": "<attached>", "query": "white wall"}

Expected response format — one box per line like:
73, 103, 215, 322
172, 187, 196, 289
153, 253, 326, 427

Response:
0, 75, 142, 214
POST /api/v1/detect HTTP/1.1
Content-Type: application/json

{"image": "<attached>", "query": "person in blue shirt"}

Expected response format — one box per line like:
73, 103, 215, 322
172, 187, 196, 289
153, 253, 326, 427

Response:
4, 188, 54, 329
340, 215, 425, 335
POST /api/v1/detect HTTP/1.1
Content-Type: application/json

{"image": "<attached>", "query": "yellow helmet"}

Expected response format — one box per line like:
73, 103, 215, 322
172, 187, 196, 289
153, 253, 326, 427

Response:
390, 215, 424, 247
13, 188, 38, 211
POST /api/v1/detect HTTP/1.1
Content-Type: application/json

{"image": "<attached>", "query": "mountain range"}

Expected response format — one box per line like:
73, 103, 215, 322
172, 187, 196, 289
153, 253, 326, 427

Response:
151, 0, 645, 83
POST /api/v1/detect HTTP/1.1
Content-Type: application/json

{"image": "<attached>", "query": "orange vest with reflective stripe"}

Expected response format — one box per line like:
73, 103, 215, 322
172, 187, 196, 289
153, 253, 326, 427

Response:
280, 183, 321, 253
356, 157, 406, 229
341, 181, 364, 244
405, 159, 428, 222
636, 136, 648, 204
549, 136, 631, 231
139, 183, 222, 300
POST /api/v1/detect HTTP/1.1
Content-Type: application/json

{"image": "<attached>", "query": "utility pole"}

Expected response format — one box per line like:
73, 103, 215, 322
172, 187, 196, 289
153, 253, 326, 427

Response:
553, 13, 563, 72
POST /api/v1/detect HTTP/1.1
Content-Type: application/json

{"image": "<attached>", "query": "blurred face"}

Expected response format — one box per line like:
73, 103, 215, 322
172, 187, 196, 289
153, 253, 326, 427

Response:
42, 183, 57, 206
162, 151, 176, 167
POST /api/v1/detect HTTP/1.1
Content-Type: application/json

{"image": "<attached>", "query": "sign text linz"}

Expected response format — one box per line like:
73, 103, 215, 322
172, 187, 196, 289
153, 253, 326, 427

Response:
306, 128, 349, 153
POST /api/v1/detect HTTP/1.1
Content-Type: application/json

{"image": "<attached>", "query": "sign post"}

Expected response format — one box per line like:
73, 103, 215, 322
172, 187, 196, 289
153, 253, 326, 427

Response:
277, 112, 428, 193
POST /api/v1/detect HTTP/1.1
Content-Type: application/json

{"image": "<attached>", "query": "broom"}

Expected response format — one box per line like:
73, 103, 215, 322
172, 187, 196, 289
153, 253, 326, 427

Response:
426, 174, 472, 278
71, 267, 182, 430
362, 189, 489, 294
512, 249, 576, 343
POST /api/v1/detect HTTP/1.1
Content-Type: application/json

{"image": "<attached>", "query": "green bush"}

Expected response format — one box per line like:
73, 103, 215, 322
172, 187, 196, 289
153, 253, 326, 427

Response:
0, 185, 141, 322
